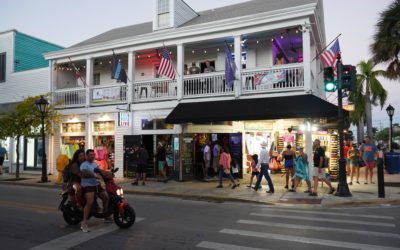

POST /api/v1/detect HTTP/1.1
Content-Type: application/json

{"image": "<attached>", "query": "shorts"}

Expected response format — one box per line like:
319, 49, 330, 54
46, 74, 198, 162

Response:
137, 164, 147, 174
312, 167, 326, 179
204, 159, 211, 169
284, 159, 294, 169
364, 160, 376, 169
0, 157, 4, 165
158, 161, 165, 171
346, 159, 350, 165
82, 184, 104, 194
350, 161, 359, 167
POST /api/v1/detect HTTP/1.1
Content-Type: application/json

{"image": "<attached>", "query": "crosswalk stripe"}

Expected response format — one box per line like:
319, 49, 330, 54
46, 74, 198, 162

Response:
250, 213, 396, 227
197, 241, 268, 250
237, 219, 400, 239
257, 207, 395, 220
220, 229, 400, 250
29, 217, 145, 250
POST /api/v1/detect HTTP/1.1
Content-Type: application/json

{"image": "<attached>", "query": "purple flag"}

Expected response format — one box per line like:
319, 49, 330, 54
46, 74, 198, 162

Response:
225, 42, 236, 88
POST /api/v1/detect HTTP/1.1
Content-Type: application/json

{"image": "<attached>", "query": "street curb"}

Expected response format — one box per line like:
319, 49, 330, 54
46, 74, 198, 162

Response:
1, 180, 399, 207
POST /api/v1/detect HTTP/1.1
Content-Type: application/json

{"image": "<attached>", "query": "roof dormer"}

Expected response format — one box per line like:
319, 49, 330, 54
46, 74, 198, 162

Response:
153, 0, 198, 31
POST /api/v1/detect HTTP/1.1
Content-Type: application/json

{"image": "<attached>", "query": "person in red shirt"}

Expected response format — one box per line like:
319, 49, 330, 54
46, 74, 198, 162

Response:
344, 139, 351, 176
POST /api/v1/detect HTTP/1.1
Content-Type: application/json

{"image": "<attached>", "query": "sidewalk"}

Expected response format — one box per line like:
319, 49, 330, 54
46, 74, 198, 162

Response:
1, 172, 399, 207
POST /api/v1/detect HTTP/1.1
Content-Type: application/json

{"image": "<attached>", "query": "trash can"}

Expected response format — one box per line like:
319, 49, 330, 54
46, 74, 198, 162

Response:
385, 152, 400, 174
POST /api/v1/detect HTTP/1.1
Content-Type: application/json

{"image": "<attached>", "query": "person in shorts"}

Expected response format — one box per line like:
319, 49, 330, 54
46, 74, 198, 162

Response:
360, 136, 378, 184
282, 145, 295, 189
348, 143, 361, 185
247, 154, 259, 188
132, 145, 149, 186
156, 141, 167, 182
310, 139, 335, 196
80, 149, 109, 232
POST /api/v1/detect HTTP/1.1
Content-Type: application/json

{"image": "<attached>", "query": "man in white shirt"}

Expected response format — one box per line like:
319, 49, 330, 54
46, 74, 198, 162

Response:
203, 140, 211, 179
253, 141, 275, 193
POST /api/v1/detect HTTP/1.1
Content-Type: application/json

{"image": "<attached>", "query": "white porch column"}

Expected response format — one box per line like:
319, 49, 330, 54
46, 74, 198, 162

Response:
177, 43, 184, 101
85, 58, 93, 107
302, 25, 312, 92
127, 51, 135, 104
234, 35, 242, 98
305, 121, 313, 187
49, 60, 54, 98
85, 115, 92, 150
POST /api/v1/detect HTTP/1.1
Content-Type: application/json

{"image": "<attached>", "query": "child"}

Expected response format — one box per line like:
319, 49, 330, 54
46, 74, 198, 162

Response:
247, 154, 260, 188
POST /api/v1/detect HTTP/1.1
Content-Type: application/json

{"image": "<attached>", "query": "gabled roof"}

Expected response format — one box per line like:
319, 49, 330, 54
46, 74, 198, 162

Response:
70, 0, 318, 48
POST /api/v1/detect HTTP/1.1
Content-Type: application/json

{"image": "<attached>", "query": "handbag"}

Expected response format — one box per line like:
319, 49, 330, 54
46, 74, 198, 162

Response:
358, 160, 366, 167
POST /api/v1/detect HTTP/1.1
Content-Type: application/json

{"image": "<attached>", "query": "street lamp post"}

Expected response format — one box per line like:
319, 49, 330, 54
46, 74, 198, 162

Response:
386, 105, 395, 152
35, 96, 49, 183
335, 53, 352, 197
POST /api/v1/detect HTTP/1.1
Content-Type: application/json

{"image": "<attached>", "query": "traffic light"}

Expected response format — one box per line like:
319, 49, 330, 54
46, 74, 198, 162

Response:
324, 67, 336, 92
342, 65, 356, 91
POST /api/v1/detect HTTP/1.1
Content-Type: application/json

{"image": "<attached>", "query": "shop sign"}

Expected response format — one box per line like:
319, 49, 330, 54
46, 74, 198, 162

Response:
244, 121, 273, 131
254, 71, 285, 86
92, 86, 121, 103
118, 112, 130, 127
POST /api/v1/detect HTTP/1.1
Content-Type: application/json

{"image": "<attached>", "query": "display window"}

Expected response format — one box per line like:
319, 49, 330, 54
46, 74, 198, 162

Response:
62, 122, 85, 133
93, 121, 115, 133
61, 136, 85, 159
94, 135, 115, 171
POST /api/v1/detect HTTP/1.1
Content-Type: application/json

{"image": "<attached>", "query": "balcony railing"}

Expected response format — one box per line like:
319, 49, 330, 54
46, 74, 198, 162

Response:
183, 71, 233, 98
241, 64, 304, 94
53, 65, 306, 108
133, 79, 177, 103
53, 88, 86, 108
91, 84, 127, 105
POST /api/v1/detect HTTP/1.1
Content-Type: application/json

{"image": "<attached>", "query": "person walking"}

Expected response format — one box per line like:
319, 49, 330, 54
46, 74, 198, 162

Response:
0, 143, 8, 175
216, 147, 238, 189
344, 139, 351, 176
156, 141, 167, 183
253, 141, 274, 194
212, 141, 222, 176
132, 144, 149, 186
289, 147, 312, 193
202, 140, 211, 180
348, 143, 361, 185
360, 136, 378, 184
246, 154, 259, 188
282, 145, 295, 189
310, 139, 335, 196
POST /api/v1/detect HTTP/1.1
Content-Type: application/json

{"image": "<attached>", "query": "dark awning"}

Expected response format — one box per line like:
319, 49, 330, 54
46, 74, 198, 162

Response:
165, 94, 341, 124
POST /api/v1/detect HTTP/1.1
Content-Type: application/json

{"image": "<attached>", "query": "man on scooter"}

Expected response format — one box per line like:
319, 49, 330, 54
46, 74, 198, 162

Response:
80, 149, 109, 233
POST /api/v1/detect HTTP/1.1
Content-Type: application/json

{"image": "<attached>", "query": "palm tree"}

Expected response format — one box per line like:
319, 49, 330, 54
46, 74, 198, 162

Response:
352, 60, 387, 139
371, 0, 400, 79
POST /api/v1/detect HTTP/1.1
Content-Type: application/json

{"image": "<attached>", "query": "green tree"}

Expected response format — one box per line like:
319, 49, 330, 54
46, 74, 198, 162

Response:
0, 95, 60, 179
371, 0, 400, 79
353, 60, 388, 140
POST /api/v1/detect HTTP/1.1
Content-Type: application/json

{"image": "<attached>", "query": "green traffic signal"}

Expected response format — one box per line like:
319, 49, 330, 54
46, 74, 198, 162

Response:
324, 67, 336, 92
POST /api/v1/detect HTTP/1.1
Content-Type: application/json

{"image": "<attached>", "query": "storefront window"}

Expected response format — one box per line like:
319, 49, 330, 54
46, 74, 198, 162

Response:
93, 121, 115, 132
141, 119, 173, 130
62, 122, 85, 133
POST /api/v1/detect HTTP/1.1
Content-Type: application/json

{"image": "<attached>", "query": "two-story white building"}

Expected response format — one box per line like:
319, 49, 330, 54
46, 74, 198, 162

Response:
44, 0, 341, 181
0, 30, 63, 175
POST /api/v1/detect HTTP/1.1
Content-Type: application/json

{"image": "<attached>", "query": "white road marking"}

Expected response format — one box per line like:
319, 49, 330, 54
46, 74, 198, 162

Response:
29, 217, 145, 250
250, 213, 396, 227
257, 207, 395, 220
237, 219, 400, 239
220, 229, 400, 250
197, 241, 268, 250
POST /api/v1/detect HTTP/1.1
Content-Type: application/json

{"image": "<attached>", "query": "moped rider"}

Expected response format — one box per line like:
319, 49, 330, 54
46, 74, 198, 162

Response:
80, 149, 109, 233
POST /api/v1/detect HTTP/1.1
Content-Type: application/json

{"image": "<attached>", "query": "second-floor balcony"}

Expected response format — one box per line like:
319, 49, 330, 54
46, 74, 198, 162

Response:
51, 24, 321, 108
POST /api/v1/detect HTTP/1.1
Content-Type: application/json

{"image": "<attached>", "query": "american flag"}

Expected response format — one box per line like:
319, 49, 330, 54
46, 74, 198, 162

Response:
158, 48, 176, 80
320, 39, 341, 74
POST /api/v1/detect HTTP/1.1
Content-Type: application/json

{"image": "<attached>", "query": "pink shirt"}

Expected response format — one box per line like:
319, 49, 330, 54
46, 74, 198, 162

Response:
219, 152, 231, 170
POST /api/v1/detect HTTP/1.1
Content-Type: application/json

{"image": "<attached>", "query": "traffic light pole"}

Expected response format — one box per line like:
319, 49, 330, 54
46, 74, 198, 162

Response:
335, 54, 352, 197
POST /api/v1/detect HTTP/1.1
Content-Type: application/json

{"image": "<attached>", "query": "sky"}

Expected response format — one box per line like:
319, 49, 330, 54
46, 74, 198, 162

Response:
0, 0, 399, 128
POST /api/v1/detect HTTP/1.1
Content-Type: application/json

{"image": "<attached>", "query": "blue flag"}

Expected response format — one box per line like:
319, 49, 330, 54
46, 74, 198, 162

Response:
111, 52, 127, 83
225, 42, 236, 88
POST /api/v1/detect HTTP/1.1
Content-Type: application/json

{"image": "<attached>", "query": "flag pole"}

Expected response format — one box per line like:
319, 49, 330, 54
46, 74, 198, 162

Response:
68, 56, 87, 87
311, 33, 341, 62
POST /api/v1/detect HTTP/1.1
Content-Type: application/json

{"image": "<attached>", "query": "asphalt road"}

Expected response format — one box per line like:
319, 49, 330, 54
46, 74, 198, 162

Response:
1, 184, 400, 250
